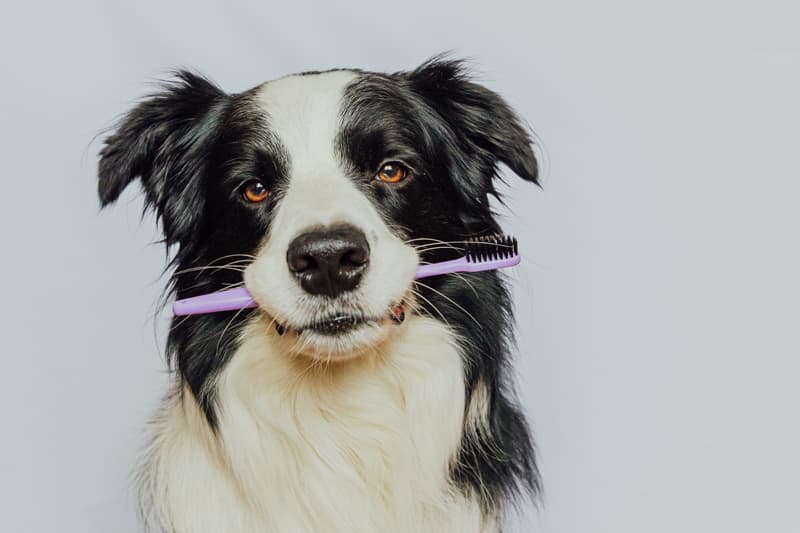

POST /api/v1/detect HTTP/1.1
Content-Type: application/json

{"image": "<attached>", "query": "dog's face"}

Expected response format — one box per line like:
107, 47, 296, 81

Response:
242, 71, 419, 359
98, 59, 537, 362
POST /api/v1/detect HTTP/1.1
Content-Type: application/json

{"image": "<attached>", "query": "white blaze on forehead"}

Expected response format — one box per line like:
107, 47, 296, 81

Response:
255, 70, 357, 180
254, 70, 378, 231
253, 69, 377, 233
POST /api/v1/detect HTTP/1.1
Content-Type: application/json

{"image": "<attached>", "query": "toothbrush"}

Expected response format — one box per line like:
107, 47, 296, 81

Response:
173, 234, 520, 316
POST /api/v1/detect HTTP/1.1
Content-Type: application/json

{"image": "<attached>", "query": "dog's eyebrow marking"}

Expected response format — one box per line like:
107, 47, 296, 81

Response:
223, 95, 292, 183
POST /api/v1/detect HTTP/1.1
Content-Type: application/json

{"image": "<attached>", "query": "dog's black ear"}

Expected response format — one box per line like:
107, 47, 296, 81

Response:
98, 71, 227, 246
406, 57, 538, 199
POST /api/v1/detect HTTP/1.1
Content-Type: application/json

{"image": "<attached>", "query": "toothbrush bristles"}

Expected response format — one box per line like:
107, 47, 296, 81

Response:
464, 234, 519, 262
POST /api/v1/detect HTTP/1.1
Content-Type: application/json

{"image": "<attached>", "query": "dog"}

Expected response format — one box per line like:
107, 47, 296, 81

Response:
98, 57, 540, 532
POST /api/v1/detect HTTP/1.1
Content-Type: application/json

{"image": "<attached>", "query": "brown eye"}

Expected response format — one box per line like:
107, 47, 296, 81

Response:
375, 162, 408, 183
242, 180, 270, 203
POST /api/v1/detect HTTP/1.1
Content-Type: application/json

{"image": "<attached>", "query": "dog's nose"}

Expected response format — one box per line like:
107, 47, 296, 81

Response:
286, 225, 370, 297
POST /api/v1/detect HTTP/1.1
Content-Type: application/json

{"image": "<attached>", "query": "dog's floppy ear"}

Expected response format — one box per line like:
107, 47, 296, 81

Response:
98, 71, 227, 246
406, 57, 539, 202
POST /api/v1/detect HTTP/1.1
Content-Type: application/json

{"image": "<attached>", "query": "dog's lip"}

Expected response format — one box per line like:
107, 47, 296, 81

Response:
275, 314, 373, 336
303, 314, 372, 335
275, 302, 406, 336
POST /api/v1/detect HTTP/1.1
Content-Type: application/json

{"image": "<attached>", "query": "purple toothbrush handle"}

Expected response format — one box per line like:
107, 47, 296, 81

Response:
173, 287, 257, 316
172, 255, 521, 316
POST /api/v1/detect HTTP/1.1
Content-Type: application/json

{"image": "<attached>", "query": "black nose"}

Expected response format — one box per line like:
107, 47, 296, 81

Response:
286, 225, 370, 297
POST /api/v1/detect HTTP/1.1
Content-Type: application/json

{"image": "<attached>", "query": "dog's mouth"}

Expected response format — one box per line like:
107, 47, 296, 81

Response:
274, 302, 406, 337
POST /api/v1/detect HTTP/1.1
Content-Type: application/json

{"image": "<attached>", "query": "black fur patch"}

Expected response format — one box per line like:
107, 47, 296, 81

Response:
98, 73, 290, 426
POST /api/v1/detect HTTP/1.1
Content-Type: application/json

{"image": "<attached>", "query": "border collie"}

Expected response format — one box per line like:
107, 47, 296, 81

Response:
98, 57, 540, 532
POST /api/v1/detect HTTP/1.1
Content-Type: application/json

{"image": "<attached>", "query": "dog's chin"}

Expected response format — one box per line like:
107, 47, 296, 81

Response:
258, 300, 409, 362
287, 318, 395, 361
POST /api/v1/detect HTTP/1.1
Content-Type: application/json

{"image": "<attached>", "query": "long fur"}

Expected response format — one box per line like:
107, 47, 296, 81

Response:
99, 57, 540, 532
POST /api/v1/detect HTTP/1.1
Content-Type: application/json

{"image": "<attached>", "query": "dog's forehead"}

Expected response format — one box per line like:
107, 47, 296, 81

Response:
253, 70, 360, 173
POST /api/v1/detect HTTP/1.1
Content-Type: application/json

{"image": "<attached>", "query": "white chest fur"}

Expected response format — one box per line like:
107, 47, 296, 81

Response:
139, 315, 495, 532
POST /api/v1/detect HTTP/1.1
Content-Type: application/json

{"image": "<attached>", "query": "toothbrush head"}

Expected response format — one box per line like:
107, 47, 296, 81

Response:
464, 234, 519, 262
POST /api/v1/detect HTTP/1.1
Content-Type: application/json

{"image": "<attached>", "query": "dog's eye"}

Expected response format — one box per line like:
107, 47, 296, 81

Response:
242, 180, 270, 203
375, 162, 408, 183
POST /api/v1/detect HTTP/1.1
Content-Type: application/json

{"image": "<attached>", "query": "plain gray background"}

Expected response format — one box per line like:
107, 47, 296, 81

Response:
2, 1, 799, 531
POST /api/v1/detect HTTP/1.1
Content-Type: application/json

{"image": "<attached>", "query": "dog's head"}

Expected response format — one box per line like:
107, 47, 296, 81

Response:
99, 58, 537, 362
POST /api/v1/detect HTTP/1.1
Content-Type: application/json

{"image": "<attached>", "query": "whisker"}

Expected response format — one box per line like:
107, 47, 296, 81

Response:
407, 290, 481, 353
215, 307, 251, 358
447, 272, 481, 300
203, 253, 256, 264
386, 222, 414, 236
286, 325, 309, 355
171, 254, 254, 277
403, 237, 452, 245
171, 264, 247, 276
168, 313, 195, 334
412, 246, 464, 255
408, 288, 452, 328
415, 280, 483, 330
413, 240, 517, 253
